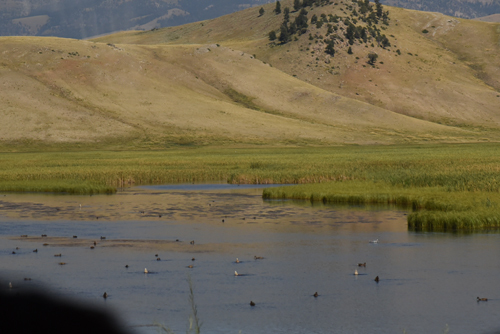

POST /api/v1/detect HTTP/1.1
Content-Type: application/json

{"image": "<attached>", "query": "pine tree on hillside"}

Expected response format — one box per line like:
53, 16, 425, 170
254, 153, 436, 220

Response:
294, 0, 302, 12
259, 7, 265, 16
274, 1, 282, 14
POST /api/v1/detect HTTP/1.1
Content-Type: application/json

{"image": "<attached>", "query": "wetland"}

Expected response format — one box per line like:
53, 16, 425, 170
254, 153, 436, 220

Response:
1, 184, 500, 334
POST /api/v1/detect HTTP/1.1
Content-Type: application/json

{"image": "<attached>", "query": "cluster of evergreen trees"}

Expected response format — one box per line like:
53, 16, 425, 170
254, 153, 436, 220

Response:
268, 0, 392, 57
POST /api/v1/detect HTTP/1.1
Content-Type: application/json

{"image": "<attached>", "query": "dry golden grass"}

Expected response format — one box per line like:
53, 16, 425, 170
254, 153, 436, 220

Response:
1, 1, 499, 149
98, 0, 500, 133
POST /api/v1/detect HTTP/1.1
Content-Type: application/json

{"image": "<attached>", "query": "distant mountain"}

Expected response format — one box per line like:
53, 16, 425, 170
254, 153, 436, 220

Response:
1, 0, 499, 39
381, 0, 500, 19
0, 0, 271, 39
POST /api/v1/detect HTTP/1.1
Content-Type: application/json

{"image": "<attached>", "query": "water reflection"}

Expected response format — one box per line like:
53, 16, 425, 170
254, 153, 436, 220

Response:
0, 186, 499, 334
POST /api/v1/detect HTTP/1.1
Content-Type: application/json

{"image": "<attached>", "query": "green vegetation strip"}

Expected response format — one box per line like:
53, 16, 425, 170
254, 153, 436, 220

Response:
0, 144, 499, 231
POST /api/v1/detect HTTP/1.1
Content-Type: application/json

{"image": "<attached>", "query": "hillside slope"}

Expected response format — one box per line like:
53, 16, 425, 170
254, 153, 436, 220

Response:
0, 35, 481, 149
95, 0, 500, 131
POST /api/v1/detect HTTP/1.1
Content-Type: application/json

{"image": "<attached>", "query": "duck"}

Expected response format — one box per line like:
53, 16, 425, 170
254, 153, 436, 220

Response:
100, 236, 106, 240
234, 271, 239, 276
73, 236, 78, 239
33, 249, 38, 253
254, 256, 264, 260
54, 254, 62, 257
250, 301, 255, 306
144, 268, 149, 273
58, 262, 66, 265
477, 297, 488, 301
313, 292, 319, 298
190, 240, 195, 245
235, 258, 240, 263
187, 265, 194, 268
354, 269, 358, 275
191, 258, 195, 261
125, 265, 129, 268
155, 254, 158, 257
93, 241, 97, 246
369, 239, 379, 244
156, 258, 161, 261
24, 278, 31, 281
358, 263, 366, 267
374, 276, 380, 282
103, 292, 108, 299
90, 246, 95, 249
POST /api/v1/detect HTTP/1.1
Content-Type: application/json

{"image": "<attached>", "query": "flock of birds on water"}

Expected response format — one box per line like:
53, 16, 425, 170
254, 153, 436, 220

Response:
8, 234, 490, 305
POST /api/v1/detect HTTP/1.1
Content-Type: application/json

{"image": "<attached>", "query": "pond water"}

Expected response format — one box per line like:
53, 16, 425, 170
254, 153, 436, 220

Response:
1, 185, 499, 334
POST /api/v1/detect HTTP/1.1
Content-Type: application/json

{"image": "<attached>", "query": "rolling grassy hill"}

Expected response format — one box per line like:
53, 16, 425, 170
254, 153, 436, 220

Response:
1, 0, 499, 150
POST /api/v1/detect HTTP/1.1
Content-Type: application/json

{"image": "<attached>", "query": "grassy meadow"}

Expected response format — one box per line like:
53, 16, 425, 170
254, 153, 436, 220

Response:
0, 143, 499, 231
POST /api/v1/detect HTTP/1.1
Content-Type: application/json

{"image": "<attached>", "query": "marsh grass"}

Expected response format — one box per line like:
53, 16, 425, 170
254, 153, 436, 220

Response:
0, 143, 499, 231
156, 276, 201, 334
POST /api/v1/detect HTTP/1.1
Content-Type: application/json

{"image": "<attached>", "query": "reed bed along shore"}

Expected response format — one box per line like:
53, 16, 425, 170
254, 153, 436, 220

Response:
0, 143, 499, 231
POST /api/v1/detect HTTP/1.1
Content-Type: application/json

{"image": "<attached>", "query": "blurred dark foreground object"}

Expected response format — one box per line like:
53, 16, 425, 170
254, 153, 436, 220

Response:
0, 288, 130, 334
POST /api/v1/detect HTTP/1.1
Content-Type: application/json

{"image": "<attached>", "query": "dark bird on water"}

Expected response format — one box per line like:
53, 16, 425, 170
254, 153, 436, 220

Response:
90, 246, 95, 249
250, 301, 255, 306
374, 276, 380, 282
190, 240, 195, 245
93, 241, 97, 246
103, 292, 108, 299
125, 265, 129, 268
254, 256, 264, 260
73, 236, 78, 239
477, 297, 488, 301
156, 258, 161, 261
313, 292, 319, 298
33, 249, 38, 252
192, 258, 195, 261
358, 262, 366, 267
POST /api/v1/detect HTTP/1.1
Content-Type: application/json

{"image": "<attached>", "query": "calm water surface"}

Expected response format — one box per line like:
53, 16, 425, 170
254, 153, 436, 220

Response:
1, 185, 499, 334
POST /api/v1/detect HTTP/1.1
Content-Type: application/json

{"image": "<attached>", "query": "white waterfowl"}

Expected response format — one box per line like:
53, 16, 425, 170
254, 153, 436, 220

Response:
235, 258, 240, 263
354, 269, 358, 275
234, 271, 239, 276
369, 239, 379, 244
144, 268, 149, 274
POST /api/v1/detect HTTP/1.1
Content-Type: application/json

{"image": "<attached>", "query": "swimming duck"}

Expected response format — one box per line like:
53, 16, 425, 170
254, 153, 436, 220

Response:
33, 249, 38, 253
100, 236, 106, 240
43, 243, 49, 246
354, 269, 358, 275
236, 258, 240, 263
250, 301, 255, 306
155, 254, 158, 257
93, 241, 97, 246
358, 263, 366, 267
234, 271, 239, 276
54, 254, 62, 257
190, 240, 195, 245
157, 258, 161, 261
187, 265, 194, 268
58, 262, 66, 265
313, 292, 319, 298
254, 256, 264, 260
103, 292, 108, 299
477, 297, 488, 301
144, 268, 149, 273
125, 265, 129, 268
369, 239, 378, 244
73, 236, 77, 239
90, 246, 95, 249
374, 276, 380, 282
192, 258, 195, 261
24, 278, 31, 281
